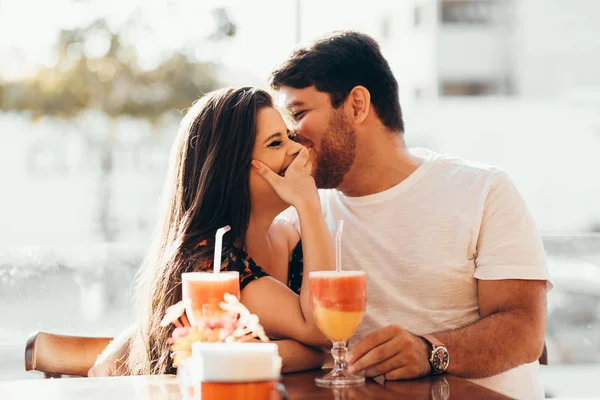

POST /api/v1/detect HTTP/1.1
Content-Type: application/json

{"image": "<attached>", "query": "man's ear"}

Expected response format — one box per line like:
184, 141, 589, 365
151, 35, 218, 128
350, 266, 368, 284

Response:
346, 86, 371, 125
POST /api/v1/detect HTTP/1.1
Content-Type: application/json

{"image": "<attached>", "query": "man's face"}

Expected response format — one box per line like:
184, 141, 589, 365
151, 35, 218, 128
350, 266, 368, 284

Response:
278, 86, 356, 189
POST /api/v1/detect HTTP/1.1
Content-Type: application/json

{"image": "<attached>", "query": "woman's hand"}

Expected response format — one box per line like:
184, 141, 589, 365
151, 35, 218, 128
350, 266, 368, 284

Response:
252, 147, 319, 210
87, 346, 127, 377
87, 332, 132, 377
88, 358, 126, 377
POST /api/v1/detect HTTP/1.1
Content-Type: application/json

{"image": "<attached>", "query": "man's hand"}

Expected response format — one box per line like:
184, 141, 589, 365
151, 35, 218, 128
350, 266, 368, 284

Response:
347, 325, 431, 380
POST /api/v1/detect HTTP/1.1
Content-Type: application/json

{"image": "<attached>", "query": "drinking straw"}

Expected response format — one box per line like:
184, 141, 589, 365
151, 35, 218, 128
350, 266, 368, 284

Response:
214, 225, 231, 273
335, 220, 344, 272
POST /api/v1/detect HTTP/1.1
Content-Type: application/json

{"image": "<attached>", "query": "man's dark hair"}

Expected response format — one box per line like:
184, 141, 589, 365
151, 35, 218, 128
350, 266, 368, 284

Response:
269, 31, 404, 133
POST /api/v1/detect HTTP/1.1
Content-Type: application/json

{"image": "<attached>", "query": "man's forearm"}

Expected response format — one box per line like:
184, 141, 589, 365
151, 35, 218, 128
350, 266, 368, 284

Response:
273, 339, 326, 373
432, 309, 545, 379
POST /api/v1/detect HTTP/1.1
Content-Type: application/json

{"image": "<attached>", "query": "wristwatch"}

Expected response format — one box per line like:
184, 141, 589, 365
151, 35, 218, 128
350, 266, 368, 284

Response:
422, 334, 450, 375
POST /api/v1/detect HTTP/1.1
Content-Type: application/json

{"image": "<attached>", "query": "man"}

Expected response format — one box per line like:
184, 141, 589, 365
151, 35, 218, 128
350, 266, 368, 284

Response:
269, 31, 550, 399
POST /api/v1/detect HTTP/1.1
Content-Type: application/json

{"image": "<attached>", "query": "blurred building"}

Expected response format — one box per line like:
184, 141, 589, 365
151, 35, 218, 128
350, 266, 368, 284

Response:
429, 0, 599, 99
301, 0, 600, 101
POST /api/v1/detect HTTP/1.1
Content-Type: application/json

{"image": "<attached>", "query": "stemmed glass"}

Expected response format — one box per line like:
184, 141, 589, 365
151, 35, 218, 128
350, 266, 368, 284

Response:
309, 270, 366, 387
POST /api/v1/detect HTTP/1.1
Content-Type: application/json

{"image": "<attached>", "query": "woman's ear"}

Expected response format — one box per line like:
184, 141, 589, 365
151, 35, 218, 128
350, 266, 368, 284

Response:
347, 86, 371, 125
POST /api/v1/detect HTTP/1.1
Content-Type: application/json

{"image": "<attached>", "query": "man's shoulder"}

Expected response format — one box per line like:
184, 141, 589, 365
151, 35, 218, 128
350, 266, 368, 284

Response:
317, 189, 336, 201
420, 148, 509, 185
407, 149, 520, 204
428, 149, 503, 175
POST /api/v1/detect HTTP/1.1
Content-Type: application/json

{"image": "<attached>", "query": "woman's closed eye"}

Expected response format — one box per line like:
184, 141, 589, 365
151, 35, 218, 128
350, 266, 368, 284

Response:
268, 140, 283, 148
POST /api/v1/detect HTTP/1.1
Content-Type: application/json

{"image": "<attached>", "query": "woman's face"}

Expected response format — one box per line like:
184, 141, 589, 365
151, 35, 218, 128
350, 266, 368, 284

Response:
249, 106, 304, 212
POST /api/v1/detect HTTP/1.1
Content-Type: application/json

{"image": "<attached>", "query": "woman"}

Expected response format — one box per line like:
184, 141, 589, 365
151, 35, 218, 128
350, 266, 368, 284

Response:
90, 87, 333, 376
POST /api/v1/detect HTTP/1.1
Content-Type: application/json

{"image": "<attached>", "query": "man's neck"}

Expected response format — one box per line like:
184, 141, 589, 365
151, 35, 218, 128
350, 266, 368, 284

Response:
337, 132, 424, 197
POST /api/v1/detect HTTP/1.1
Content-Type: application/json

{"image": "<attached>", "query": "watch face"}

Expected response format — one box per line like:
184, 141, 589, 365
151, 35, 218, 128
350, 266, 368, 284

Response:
432, 347, 449, 372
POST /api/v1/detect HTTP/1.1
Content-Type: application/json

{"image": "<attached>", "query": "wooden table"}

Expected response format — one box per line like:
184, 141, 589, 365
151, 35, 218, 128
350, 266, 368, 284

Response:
283, 370, 511, 399
0, 369, 512, 399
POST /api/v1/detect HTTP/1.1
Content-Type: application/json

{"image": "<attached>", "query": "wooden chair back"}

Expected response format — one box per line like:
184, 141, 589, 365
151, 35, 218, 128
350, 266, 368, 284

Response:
24, 331, 113, 378
539, 342, 548, 365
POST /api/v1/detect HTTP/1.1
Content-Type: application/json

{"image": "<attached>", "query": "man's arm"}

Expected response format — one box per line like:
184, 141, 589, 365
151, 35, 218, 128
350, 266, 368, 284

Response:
433, 278, 546, 378
347, 278, 547, 379
348, 171, 549, 380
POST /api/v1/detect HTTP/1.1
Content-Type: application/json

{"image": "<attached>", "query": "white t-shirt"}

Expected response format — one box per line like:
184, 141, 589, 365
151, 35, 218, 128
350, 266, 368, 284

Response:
280, 148, 551, 400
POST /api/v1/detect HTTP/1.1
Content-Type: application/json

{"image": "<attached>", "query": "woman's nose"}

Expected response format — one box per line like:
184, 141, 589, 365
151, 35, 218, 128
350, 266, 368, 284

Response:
292, 132, 314, 149
289, 139, 304, 156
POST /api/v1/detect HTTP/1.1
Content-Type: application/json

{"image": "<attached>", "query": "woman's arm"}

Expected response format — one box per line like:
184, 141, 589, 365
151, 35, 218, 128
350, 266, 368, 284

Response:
274, 339, 326, 373
88, 327, 327, 376
249, 148, 335, 348
87, 325, 133, 377
295, 200, 336, 326
241, 275, 330, 348
240, 219, 334, 348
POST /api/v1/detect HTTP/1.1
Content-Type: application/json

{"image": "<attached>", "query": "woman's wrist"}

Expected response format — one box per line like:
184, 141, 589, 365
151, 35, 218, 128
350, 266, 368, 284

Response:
294, 196, 321, 215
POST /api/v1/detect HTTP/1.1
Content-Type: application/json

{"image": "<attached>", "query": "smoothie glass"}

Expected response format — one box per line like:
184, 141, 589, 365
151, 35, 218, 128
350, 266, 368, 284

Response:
182, 271, 240, 325
309, 270, 366, 387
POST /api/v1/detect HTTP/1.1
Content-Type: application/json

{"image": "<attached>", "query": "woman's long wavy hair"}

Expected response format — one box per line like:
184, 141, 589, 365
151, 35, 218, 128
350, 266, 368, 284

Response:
127, 87, 273, 375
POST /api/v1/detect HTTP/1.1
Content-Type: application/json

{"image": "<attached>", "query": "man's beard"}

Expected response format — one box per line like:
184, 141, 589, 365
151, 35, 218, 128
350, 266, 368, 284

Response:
313, 110, 356, 189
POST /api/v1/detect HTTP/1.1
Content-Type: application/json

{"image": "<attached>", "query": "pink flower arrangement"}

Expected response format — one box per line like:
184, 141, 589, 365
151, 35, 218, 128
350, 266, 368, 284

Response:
160, 293, 269, 367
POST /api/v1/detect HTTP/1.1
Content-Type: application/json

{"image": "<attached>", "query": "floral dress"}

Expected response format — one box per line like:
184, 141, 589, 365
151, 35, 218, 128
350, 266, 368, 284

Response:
219, 241, 304, 295
166, 241, 305, 374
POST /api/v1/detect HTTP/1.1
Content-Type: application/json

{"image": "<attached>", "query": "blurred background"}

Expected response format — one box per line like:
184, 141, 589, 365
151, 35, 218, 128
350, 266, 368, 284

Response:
1, 0, 599, 397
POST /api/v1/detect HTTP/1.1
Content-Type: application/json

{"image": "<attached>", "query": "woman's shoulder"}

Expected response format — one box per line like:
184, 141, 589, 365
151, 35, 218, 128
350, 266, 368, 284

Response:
268, 220, 301, 255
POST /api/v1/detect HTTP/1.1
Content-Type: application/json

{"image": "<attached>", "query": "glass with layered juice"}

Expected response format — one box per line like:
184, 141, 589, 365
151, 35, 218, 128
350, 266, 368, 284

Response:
309, 270, 366, 387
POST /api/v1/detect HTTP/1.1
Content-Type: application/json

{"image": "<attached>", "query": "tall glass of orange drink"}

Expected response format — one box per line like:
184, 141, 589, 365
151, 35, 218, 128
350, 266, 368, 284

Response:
309, 270, 366, 387
182, 271, 240, 325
